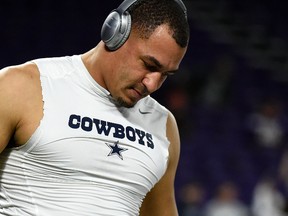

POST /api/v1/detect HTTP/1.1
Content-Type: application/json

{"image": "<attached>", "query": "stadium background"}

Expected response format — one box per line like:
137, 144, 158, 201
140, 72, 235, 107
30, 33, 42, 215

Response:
1, 0, 288, 215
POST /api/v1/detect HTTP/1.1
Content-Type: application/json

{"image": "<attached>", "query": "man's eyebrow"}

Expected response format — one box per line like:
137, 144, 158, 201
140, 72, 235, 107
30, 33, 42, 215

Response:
143, 55, 179, 75
144, 55, 163, 69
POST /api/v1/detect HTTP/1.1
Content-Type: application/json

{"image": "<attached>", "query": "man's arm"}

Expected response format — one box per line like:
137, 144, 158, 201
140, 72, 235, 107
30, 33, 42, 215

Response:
0, 67, 19, 152
140, 111, 181, 216
0, 63, 42, 153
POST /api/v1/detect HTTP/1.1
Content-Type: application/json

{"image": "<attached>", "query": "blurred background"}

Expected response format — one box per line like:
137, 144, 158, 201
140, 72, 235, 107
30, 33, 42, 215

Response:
1, 0, 288, 215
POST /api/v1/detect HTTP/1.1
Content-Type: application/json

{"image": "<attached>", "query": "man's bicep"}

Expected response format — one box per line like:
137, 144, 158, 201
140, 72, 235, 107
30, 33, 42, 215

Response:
140, 112, 181, 216
0, 68, 18, 153
0, 115, 13, 153
140, 165, 179, 216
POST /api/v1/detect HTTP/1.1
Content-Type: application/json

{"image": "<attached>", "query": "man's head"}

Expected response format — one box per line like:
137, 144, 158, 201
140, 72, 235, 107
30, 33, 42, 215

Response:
98, 0, 190, 108
101, 0, 189, 51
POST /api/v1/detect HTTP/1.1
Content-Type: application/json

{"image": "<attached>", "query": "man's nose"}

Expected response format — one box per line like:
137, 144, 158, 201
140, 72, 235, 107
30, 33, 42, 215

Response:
142, 72, 165, 93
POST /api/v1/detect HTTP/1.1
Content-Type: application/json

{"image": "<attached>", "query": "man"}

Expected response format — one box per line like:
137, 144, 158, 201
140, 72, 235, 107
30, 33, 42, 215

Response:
0, 0, 189, 215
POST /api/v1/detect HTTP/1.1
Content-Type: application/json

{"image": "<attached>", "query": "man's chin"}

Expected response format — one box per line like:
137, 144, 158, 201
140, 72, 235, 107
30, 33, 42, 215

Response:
115, 97, 137, 108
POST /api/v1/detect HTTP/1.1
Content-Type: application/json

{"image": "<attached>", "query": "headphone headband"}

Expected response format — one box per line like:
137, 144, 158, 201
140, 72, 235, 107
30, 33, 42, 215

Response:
116, 0, 138, 14
176, 0, 187, 20
117, 0, 187, 19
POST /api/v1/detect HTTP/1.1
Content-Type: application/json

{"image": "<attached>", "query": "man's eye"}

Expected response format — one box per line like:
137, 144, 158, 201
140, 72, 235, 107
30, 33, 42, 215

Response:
144, 63, 158, 72
164, 72, 176, 76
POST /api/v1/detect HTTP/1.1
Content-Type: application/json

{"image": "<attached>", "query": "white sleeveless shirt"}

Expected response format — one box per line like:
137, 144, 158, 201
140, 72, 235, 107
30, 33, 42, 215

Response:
0, 55, 170, 216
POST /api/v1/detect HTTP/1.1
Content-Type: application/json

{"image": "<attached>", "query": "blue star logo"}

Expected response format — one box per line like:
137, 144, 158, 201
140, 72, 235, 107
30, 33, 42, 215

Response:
106, 141, 128, 160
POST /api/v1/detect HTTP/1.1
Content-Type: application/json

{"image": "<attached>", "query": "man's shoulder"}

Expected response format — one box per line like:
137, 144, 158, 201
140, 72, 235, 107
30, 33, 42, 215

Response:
32, 55, 77, 78
0, 62, 39, 91
138, 96, 169, 116
0, 62, 43, 147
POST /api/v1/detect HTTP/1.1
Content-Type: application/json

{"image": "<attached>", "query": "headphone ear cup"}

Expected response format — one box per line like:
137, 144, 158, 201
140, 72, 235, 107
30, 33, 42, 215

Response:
113, 13, 131, 50
101, 11, 132, 51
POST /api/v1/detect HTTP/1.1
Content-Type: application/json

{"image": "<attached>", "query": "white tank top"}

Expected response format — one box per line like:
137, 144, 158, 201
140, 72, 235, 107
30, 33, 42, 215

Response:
0, 55, 170, 216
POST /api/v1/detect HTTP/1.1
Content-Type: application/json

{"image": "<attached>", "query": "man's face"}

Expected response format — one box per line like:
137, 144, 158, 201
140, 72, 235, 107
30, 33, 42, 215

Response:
106, 24, 187, 108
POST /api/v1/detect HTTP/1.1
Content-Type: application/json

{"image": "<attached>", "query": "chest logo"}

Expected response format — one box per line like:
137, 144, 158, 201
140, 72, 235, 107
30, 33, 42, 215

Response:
68, 114, 154, 149
139, 109, 152, 114
106, 141, 128, 160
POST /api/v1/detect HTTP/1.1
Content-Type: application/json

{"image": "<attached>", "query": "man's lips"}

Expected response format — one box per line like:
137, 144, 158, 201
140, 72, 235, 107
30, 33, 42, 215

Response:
130, 88, 143, 100
127, 87, 148, 101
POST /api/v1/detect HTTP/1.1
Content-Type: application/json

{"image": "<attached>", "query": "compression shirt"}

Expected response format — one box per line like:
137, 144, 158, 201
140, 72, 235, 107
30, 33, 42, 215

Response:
0, 55, 170, 216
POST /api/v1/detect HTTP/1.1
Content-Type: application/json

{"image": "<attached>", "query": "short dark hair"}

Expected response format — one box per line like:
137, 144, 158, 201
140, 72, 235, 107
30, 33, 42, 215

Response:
129, 0, 190, 48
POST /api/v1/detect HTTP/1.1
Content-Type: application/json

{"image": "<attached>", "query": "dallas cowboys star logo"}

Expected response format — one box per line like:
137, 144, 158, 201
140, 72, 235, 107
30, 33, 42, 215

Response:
106, 141, 128, 160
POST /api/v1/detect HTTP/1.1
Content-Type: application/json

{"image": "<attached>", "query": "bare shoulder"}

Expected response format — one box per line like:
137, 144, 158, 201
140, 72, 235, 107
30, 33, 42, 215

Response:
0, 62, 39, 84
0, 62, 42, 149
0, 62, 40, 107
